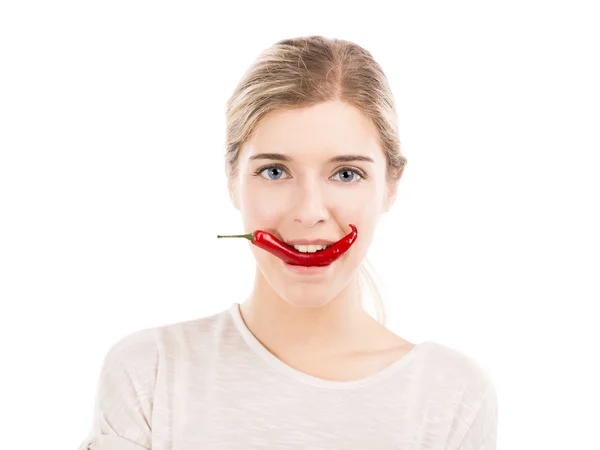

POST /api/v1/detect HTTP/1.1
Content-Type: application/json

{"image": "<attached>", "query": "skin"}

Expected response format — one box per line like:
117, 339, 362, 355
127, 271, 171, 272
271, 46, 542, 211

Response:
228, 100, 414, 381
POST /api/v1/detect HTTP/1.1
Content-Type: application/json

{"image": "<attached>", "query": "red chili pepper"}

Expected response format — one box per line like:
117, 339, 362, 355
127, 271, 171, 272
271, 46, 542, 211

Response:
217, 224, 358, 267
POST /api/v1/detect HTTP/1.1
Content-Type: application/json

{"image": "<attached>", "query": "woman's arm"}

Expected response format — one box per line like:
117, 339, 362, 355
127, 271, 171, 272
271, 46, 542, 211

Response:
455, 386, 498, 450
79, 328, 159, 450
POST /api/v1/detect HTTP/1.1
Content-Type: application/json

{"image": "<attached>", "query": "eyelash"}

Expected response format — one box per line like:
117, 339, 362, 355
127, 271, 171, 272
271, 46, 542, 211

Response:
252, 164, 369, 182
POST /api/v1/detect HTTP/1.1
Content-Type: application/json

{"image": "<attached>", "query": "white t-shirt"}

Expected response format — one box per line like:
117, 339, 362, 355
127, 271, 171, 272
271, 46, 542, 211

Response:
79, 303, 497, 449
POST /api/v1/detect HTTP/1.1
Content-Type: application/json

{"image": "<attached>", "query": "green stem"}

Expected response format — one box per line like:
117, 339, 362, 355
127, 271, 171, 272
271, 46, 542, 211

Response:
216, 232, 253, 241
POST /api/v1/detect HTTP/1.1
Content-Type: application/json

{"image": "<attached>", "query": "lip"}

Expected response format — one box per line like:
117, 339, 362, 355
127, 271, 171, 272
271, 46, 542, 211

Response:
283, 259, 335, 275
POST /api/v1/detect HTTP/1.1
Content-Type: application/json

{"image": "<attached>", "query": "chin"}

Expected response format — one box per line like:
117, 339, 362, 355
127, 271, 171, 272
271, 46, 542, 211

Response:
256, 253, 360, 308
281, 291, 333, 309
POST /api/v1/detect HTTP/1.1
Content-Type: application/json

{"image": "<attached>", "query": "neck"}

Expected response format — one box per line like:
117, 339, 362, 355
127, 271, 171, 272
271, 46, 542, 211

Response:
239, 266, 379, 361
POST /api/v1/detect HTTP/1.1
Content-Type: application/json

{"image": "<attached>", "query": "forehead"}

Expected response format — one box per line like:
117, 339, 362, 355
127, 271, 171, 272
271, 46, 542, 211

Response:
243, 100, 384, 162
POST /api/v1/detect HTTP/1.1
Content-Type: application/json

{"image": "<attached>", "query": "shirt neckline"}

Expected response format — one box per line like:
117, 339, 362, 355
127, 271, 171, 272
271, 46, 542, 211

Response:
228, 302, 429, 390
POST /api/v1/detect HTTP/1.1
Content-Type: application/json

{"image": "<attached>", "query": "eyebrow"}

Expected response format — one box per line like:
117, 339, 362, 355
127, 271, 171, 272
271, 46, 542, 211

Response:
248, 152, 375, 164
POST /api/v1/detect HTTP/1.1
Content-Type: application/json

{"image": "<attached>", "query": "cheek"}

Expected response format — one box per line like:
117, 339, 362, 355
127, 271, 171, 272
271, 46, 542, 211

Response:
329, 185, 381, 224
328, 188, 381, 257
239, 179, 290, 227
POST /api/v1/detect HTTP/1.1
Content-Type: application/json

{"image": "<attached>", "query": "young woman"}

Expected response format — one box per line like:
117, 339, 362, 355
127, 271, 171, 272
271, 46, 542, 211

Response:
79, 35, 497, 450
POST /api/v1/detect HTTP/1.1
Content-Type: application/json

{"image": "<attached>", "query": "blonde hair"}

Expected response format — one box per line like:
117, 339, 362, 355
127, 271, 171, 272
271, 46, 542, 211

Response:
224, 35, 407, 326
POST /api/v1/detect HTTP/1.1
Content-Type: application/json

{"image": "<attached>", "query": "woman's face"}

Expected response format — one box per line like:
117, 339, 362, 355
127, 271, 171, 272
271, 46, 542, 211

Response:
229, 100, 397, 308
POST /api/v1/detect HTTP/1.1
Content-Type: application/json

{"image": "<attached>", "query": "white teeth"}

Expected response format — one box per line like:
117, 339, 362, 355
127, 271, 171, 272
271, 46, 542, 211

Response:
292, 244, 331, 253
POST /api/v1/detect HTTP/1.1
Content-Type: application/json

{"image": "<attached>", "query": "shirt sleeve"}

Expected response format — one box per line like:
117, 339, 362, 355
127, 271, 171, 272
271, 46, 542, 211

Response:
79, 328, 159, 450
455, 385, 498, 450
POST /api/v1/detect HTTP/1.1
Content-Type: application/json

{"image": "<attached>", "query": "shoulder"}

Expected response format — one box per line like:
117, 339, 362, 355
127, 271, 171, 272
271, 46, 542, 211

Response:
104, 327, 158, 361
97, 326, 161, 398
102, 306, 234, 370
86, 306, 237, 445
418, 341, 496, 394
411, 341, 497, 418
420, 341, 498, 440
421, 342, 498, 447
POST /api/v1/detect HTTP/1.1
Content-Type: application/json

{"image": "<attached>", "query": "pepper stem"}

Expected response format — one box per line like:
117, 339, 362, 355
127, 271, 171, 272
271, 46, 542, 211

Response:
216, 232, 253, 241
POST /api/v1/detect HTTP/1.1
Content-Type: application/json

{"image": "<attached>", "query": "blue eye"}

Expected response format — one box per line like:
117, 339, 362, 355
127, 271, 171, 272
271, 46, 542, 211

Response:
259, 165, 287, 180
334, 168, 362, 183
254, 165, 366, 182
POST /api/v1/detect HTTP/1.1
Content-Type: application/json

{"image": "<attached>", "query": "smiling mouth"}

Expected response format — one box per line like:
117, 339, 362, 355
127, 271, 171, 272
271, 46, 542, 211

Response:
216, 224, 358, 267
283, 243, 334, 253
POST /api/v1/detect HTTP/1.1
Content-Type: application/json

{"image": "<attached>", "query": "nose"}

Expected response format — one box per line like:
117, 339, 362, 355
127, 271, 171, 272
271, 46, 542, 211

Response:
291, 178, 330, 227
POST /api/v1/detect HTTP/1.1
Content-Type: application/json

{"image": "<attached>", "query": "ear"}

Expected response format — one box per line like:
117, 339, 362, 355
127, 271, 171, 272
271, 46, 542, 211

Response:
228, 178, 239, 210
383, 180, 399, 213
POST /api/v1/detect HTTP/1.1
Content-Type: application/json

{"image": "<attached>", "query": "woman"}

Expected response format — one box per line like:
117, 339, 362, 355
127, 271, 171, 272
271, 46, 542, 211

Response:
79, 35, 497, 450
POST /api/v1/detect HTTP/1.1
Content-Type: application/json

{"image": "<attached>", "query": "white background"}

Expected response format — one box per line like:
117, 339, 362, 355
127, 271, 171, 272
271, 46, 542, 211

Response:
1, 1, 598, 449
